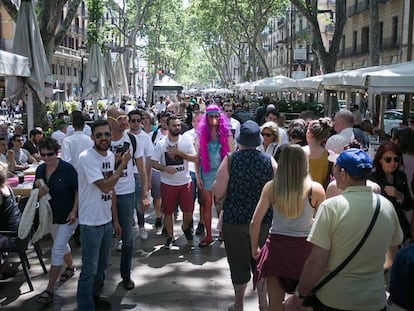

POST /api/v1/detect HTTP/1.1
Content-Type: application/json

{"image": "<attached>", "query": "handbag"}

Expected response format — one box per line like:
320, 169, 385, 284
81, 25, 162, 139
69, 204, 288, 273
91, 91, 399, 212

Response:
303, 194, 381, 307
215, 153, 232, 211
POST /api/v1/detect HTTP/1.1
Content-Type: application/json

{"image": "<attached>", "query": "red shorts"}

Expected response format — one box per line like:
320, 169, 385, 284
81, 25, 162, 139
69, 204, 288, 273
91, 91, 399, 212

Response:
160, 182, 194, 215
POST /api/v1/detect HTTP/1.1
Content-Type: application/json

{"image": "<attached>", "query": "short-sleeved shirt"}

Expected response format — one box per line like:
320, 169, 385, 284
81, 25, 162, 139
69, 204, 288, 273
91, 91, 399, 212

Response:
110, 132, 144, 195
308, 186, 403, 310
151, 135, 195, 186
78, 148, 114, 226
22, 140, 37, 155
35, 159, 78, 224
13, 147, 31, 165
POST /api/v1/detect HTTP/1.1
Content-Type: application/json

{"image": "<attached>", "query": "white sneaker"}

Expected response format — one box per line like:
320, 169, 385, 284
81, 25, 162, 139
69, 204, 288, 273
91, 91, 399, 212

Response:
139, 227, 148, 240
116, 240, 123, 251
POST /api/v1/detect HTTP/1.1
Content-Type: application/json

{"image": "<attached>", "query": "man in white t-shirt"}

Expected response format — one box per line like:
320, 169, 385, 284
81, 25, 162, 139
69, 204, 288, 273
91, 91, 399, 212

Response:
107, 107, 149, 291
223, 102, 240, 150
128, 109, 154, 240
76, 119, 128, 311
51, 122, 68, 146
151, 115, 197, 249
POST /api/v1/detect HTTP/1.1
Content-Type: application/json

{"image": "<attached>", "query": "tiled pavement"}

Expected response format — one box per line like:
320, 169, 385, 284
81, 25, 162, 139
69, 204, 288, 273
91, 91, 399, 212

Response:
0, 207, 264, 311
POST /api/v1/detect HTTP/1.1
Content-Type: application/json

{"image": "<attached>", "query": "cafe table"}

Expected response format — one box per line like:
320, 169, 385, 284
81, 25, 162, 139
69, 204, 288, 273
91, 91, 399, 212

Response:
9, 174, 35, 196
23, 163, 40, 176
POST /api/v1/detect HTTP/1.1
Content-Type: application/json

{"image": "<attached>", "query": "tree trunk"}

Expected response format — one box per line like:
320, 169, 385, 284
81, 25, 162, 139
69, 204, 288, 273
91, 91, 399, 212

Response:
369, 0, 380, 66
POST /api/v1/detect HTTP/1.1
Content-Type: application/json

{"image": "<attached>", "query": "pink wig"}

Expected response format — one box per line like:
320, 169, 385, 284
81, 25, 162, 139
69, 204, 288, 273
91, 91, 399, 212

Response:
197, 104, 231, 173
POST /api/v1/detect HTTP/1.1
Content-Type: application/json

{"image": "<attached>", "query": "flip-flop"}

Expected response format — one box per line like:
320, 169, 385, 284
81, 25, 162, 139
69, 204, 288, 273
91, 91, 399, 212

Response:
36, 290, 54, 304
198, 238, 214, 248
59, 266, 76, 282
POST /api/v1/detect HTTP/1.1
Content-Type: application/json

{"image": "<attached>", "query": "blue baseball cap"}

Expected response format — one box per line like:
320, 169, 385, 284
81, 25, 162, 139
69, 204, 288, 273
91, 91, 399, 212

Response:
336, 148, 373, 178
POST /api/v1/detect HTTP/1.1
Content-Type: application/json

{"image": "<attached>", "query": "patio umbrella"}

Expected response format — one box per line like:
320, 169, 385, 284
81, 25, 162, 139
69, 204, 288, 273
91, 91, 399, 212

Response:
114, 53, 130, 101
104, 50, 117, 97
6, 0, 52, 131
82, 43, 107, 99
0, 50, 30, 77
250, 75, 295, 92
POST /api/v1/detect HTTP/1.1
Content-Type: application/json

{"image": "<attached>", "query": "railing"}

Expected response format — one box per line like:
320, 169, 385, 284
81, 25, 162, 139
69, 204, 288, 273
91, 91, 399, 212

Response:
338, 39, 400, 57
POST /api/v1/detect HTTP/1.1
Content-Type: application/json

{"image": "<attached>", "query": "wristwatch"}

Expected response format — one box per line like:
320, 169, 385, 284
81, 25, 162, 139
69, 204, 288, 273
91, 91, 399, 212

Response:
294, 289, 308, 299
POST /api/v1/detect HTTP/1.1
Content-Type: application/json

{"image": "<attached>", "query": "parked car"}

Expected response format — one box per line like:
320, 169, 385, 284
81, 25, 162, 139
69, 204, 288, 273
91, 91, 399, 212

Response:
383, 110, 414, 135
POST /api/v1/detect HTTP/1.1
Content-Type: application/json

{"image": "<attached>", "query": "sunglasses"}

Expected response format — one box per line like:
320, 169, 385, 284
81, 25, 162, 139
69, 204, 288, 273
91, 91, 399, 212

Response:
108, 115, 128, 122
40, 151, 55, 157
261, 132, 273, 137
129, 118, 142, 123
95, 131, 111, 139
383, 156, 401, 164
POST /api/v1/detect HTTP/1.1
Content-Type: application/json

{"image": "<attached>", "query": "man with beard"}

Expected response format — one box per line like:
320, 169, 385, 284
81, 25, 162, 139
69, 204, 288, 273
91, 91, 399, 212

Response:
151, 115, 197, 249
107, 106, 149, 290
76, 119, 129, 311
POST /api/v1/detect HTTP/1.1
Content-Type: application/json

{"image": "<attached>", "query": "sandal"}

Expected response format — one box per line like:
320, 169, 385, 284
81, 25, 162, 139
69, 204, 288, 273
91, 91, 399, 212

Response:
36, 290, 54, 304
59, 266, 76, 282
198, 237, 214, 248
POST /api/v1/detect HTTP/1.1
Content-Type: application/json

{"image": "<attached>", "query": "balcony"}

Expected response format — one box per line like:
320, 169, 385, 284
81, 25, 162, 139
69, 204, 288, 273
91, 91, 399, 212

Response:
338, 38, 399, 58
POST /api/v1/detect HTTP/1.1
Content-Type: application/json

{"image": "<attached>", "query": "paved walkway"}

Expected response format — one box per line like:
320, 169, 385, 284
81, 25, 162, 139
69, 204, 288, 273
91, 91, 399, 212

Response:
0, 207, 264, 311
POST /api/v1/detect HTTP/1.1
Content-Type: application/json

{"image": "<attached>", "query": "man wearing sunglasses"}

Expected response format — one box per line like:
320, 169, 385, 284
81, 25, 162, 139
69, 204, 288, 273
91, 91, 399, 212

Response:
223, 102, 240, 150
127, 109, 154, 241
107, 106, 149, 291
77, 119, 130, 311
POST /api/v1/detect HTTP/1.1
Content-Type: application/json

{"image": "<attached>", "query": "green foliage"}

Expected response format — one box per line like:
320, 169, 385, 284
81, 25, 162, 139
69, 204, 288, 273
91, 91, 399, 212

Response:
86, 0, 106, 44
277, 99, 324, 117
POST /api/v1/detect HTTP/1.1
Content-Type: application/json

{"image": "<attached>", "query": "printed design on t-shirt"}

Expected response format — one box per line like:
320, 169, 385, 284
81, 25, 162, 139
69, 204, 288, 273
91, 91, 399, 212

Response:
101, 161, 113, 201
165, 146, 185, 172
230, 128, 236, 138
110, 141, 131, 171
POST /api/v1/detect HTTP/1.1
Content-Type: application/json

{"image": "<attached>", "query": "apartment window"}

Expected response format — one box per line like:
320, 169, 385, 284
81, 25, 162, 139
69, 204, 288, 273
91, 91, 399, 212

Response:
52, 64, 57, 75
60, 65, 65, 75
73, 68, 77, 77
361, 27, 369, 53
379, 22, 383, 49
67, 67, 71, 76
299, 19, 303, 33
392, 16, 398, 48
341, 34, 346, 56
353, 31, 357, 53
354, 0, 358, 13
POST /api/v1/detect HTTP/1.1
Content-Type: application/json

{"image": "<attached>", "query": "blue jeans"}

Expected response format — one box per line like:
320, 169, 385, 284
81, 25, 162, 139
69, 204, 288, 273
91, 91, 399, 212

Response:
117, 192, 135, 279
190, 171, 201, 205
77, 222, 113, 311
134, 173, 144, 227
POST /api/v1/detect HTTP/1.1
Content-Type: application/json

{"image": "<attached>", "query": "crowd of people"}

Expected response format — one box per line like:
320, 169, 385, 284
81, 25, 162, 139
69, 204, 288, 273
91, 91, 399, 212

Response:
0, 93, 414, 311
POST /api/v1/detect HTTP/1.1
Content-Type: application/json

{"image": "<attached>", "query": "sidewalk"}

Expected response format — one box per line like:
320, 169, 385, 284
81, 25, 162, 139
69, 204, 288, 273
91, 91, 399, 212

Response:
0, 206, 264, 311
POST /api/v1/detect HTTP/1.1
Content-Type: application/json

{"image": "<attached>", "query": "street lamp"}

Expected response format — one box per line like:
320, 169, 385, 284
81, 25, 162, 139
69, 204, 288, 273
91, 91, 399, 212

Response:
79, 45, 86, 107
140, 68, 146, 99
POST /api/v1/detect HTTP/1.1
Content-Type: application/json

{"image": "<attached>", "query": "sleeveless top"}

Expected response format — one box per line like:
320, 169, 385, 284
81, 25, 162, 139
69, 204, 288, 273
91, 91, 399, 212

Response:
308, 149, 330, 186
200, 141, 222, 191
223, 149, 273, 225
0, 187, 20, 231
270, 190, 314, 237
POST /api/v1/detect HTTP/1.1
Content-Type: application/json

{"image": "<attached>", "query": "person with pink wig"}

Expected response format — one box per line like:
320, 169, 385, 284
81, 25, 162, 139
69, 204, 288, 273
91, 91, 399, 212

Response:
195, 105, 234, 247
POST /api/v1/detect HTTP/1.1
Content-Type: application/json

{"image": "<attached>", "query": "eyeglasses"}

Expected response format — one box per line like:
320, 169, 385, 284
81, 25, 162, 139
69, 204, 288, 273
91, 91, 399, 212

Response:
208, 114, 219, 119
17, 139, 24, 142
95, 131, 111, 139
129, 118, 142, 123
40, 151, 55, 157
261, 132, 273, 137
108, 115, 128, 123
225, 110, 233, 113
383, 156, 401, 164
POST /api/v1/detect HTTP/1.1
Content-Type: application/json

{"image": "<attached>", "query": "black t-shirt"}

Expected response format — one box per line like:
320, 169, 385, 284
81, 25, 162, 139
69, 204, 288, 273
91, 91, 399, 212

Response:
22, 140, 38, 155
